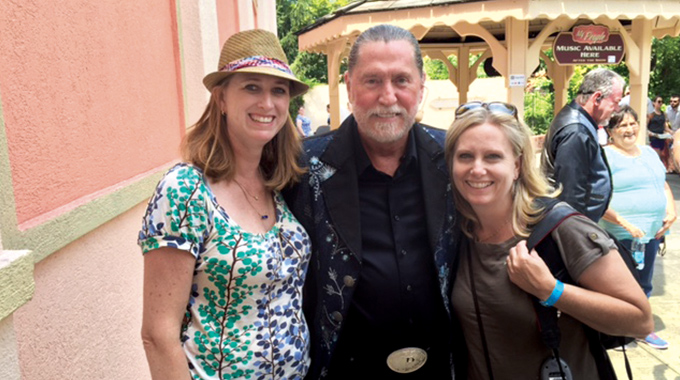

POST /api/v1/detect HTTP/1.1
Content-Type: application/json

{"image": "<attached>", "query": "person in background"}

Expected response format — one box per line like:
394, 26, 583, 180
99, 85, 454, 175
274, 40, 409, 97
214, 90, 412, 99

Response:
138, 29, 312, 379
340, 101, 352, 122
326, 103, 331, 125
600, 105, 675, 350
665, 95, 680, 174
618, 84, 655, 119
647, 95, 673, 172
541, 68, 625, 222
446, 102, 652, 379
668, 95, 680, 173
284, 24, 463, 379
665, 95, 680, 133
296, 105, 312, 137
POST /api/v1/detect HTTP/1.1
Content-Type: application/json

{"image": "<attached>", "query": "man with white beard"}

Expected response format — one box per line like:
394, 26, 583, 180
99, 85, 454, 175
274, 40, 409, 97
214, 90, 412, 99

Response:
284, 24, 464, 380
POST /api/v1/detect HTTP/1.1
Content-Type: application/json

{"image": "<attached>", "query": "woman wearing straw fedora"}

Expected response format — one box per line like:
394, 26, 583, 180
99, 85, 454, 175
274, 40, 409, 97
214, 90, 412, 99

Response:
138, 29, 311, 379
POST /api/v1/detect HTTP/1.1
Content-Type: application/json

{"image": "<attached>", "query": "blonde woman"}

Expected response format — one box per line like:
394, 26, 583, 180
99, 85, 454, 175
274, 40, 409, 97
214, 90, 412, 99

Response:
445, 102, 652, 379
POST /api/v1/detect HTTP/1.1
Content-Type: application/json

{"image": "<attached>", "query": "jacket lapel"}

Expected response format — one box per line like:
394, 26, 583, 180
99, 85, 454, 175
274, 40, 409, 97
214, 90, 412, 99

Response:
319, 119, 363, 258
415, 126, 450, 253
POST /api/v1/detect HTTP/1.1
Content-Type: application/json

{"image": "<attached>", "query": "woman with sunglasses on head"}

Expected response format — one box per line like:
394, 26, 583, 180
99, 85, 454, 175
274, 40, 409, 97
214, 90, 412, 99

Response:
445, 102, 652, 379
600, 105, 675, 350
138, 30, 312, 379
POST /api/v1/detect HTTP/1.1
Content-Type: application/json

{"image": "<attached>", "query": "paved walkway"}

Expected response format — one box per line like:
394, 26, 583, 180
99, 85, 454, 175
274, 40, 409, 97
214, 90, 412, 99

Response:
609, 173, 680, 380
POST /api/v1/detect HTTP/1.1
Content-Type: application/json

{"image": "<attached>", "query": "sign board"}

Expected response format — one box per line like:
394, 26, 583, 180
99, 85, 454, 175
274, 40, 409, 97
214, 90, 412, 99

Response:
553, 25, 625, 65
509, 74, 526, 87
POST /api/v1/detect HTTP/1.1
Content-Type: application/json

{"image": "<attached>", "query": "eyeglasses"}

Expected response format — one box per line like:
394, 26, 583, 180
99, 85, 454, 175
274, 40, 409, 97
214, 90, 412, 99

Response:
455, 101, 518, 120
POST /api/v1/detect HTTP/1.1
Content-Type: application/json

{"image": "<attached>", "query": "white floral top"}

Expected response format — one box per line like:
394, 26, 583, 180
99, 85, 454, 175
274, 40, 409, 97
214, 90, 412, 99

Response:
138, 163, 311, 379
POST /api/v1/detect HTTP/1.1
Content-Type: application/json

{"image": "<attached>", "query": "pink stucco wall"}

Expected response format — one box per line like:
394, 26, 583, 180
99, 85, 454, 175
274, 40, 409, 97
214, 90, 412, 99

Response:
13, 203, 150, 379
4, 2, 281, 378
0, 1, 184, 228
217, 0, 241, 46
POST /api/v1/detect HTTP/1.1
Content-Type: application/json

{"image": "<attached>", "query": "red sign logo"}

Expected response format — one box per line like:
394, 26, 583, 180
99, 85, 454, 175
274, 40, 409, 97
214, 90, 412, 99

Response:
572, 25, 610, 45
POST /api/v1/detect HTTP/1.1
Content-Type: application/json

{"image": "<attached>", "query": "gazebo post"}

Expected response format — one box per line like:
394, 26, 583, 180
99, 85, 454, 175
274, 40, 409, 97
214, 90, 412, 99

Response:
423, 49, 459, 92
596, 16, 652, 137
627, 19, 654, 144
541, 50, 574, 116
457, 46, 471, 105
527, 16, 576, 116
506, 17, 529, 121
326, 37, 348, 130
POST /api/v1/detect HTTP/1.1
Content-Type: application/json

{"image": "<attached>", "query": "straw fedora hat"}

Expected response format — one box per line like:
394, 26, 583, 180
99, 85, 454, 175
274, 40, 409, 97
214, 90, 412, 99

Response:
203, 29, 309, 98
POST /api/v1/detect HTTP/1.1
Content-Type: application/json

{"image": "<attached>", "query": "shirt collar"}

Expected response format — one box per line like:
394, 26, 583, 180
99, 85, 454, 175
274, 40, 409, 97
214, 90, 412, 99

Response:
572, 101, 600, 131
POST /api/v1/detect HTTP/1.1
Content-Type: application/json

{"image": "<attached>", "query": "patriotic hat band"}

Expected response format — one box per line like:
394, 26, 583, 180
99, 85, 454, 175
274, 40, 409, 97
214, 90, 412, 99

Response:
203, 29, 308, 97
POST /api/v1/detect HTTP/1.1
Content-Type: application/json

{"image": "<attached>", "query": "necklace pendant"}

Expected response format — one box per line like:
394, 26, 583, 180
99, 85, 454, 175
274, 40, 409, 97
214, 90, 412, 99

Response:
261, 215, 269, 220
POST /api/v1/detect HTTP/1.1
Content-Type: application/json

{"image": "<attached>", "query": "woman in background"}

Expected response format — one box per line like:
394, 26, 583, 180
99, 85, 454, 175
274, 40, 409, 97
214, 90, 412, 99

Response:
601, 105, 675, 350
648, 95, 672, 171
296, 105, 312, 137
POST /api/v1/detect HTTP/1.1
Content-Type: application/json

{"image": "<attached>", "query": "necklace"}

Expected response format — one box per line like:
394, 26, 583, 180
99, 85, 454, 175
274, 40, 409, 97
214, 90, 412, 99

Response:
233, 179, 269, 220
234, 178, 260, 201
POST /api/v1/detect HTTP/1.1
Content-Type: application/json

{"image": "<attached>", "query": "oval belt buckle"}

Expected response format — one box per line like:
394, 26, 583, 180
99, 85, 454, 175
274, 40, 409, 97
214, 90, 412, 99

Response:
386, 347, 428, 374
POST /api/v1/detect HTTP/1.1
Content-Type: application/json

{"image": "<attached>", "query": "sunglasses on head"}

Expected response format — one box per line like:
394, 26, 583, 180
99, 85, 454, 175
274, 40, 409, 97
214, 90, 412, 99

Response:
455, 101, 518, 120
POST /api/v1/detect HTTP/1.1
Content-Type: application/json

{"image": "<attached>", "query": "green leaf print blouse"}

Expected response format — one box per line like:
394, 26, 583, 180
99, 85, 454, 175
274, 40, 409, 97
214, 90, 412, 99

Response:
138, 163, 311, 380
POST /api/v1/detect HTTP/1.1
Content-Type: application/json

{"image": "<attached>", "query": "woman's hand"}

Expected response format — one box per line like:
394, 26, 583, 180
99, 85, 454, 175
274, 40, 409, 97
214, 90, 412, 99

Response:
655, 210, 677, 239
602, 209, 644, 238
506, 240, 556, 301
622, 221, 645, 238
657, 181, 677, 239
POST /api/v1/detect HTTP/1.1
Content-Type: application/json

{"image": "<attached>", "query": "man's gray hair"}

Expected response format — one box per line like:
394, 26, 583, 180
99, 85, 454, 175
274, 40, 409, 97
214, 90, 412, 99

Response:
347, 24, 423, 74
575, 68, 625, 105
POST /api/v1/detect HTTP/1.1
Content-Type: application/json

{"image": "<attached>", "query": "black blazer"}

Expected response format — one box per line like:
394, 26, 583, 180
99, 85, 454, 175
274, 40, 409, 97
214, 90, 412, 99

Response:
284, 116, 464, 379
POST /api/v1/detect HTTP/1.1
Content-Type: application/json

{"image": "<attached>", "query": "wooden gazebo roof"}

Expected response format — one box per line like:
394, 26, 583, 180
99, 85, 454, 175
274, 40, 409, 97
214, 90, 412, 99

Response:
297, 0, 680, 132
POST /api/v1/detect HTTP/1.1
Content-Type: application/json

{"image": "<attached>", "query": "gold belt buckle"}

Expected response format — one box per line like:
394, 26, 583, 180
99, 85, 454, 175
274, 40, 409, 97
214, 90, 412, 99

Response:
386, 347, 428, 374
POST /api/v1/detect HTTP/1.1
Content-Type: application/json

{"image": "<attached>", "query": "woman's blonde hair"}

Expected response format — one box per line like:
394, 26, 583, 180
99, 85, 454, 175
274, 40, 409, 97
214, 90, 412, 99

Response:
444, 107, 559, 239
181, 77, 304, 191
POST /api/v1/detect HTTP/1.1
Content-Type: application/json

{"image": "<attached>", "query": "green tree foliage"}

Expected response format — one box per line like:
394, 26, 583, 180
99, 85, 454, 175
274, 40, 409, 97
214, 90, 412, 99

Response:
524, 73, 554, 135
277, 0, 352, 115
424, 54, 490, 80
650, 36, 680, 99
424, 56, 455, 80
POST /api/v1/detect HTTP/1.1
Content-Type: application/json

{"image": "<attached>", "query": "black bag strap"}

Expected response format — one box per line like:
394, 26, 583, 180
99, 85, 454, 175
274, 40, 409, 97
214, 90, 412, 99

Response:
526, 200, 580, 252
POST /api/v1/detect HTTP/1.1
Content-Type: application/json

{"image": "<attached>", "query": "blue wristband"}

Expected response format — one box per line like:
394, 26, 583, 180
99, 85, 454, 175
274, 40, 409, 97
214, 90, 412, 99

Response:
539, 279, 564, 307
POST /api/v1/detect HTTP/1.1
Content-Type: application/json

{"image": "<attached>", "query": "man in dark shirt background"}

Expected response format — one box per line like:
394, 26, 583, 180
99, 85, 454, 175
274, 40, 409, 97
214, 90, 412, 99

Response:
284, 24, 462, 379
541, 68, 625, 221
